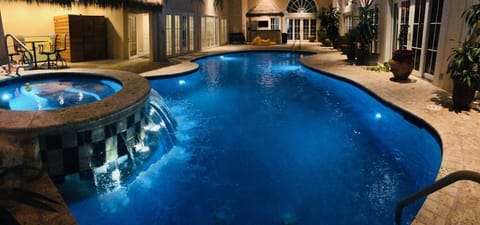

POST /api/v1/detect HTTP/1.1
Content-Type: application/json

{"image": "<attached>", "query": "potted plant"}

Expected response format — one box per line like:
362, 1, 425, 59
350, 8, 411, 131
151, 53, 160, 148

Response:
447, 41, 480, 110
389, 24, 414, 80
447, 2, 480, 110
343, 29, 358, 61
318, 4, 340, 48
356, 0, 379, 65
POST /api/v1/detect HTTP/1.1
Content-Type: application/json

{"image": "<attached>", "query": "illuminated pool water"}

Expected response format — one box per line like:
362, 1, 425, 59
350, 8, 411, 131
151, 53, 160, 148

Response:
58, 52, 441, 225
0, 75, 122, 110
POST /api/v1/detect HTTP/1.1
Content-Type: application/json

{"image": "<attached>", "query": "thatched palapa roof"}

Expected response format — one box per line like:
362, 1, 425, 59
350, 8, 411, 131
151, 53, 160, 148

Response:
246, 1, 283, 17
8, 0, 163, 11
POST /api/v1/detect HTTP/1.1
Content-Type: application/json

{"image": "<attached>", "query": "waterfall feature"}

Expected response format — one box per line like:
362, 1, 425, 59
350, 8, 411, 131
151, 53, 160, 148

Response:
92, 89, 177, 191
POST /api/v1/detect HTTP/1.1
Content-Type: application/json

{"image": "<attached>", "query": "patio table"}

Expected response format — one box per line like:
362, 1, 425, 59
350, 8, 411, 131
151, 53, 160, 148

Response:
23, 37, 50, 69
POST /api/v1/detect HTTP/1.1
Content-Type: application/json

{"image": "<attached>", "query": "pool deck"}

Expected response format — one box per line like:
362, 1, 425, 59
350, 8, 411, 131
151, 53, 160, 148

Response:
2, 43, 480, 225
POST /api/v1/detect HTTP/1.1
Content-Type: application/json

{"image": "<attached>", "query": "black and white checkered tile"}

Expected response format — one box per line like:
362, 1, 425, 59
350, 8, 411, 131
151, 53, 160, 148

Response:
38, 108, 146, 180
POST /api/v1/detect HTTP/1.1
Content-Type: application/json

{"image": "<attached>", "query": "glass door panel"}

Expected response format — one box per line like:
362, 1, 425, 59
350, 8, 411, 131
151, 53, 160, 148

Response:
412, 0, 426, 70
424, 0, 443, 75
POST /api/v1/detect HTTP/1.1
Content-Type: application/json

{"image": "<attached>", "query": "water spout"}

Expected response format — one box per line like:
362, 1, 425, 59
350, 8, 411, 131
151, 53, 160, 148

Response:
91, 89, 178, 192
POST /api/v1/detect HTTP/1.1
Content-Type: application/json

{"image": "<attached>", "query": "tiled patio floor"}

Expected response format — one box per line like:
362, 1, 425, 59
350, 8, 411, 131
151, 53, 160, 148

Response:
3, 43, 479, 224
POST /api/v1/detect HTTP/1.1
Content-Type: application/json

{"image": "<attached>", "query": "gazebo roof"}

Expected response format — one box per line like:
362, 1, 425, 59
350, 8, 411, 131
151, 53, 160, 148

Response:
246, 1, 284, 17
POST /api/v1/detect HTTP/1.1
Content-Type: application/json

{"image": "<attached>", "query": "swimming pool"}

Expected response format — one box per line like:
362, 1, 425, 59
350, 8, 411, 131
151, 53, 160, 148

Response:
58, 52, 441, 225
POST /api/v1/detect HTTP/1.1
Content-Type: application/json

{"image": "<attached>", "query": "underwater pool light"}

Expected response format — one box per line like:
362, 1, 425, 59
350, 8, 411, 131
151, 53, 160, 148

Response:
178, 80, 186, 85
1, 93, 10, 101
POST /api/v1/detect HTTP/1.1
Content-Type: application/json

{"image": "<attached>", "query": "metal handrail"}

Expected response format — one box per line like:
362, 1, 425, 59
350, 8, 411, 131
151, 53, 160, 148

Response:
290, 38, 303, 52
4, 33, 34, 76
290, 39, 297, 52
395, 170, 480, 225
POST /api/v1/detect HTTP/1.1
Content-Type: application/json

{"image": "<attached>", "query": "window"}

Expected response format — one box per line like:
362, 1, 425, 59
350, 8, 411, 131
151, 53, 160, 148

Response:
175, 15, 180, 54
258, 21, 269, 28
201, 16, 218, 50
189, 16, 194, 51
425, 0, 443, 75
270, 18, 279, 30
220, 19, 228, 45
287, 0, 318, 13
166, 15, 172, 56
310, 19, 316, 36
166, 13, 194, 57
303, 19, 310, 40
345, 14, 352, 32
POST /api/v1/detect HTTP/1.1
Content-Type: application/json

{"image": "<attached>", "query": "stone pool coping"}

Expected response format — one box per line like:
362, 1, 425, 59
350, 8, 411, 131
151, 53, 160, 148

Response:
0, 68, 150, 133
144, 44, 480, 225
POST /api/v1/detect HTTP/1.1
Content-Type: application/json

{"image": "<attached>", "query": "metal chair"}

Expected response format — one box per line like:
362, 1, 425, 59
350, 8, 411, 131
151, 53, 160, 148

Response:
55, 33, 68, 68
7, 34, 24, 64
38, 34, 57, 69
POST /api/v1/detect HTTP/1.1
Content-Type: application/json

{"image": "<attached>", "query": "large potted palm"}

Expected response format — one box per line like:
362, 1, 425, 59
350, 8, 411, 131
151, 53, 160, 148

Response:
318, 5, 340, 48
447, 2, 480, 110
356, 0, 379, 65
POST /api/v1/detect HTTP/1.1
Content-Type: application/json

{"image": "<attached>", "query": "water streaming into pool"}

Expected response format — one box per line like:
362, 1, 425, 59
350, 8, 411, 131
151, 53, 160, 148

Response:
57, 52, 441, 225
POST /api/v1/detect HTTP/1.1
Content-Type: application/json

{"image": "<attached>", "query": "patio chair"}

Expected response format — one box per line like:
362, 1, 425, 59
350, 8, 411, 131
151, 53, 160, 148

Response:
38, 34, 57, 69
7, 35, 24, 64
55, 33, 68, 68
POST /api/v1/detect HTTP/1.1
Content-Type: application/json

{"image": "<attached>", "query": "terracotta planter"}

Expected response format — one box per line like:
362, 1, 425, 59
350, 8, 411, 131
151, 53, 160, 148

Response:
389, 50, 414, 80
452, 79, 477, 110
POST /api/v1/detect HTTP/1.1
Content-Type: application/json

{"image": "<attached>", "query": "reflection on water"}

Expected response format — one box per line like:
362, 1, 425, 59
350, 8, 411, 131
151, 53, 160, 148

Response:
0, 78, 121, 110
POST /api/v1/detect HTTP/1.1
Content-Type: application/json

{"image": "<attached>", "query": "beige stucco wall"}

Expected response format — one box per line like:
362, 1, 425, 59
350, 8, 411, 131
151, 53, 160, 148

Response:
0, 2, 128, 60
432, 0, 471, 91
228, 0, 245, 33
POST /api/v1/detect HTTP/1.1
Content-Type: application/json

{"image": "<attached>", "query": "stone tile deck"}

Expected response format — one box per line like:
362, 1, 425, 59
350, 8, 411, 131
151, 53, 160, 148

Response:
2, 43, 479, 224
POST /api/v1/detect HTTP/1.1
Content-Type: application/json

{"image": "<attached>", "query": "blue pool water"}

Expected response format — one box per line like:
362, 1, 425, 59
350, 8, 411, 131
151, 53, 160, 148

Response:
0, 75, 121, 110
58, 52, 441, 225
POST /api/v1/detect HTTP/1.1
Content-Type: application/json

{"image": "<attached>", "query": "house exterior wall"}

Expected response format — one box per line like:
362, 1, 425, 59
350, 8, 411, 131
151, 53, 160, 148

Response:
0, 2, 129, 60
432, 0, 472, 90
155, 0, 230, 59
338, 0, 476, 91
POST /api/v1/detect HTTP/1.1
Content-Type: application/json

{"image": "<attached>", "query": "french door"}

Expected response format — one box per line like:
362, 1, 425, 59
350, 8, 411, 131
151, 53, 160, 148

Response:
410, 0, 444, 79
128, 13, 150, 59
287, 19, 317, 40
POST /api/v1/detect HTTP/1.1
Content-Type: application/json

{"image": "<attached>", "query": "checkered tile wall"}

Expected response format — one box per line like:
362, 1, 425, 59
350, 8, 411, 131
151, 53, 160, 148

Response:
38, 108, 146, 180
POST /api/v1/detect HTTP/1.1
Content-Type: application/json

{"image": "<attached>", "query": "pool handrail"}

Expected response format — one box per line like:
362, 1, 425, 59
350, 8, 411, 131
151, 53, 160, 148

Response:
395, 170, 480, 225
4, 33, 34, 76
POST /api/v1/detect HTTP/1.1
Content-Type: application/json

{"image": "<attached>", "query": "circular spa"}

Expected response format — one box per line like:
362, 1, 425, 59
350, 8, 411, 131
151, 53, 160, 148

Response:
56, 52, 442, 225
0, 75, 122, 111
0, 70, 176, 182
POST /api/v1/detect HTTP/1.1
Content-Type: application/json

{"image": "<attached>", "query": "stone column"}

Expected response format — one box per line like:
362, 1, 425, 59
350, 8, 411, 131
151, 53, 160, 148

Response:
150, 11, 168, 62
